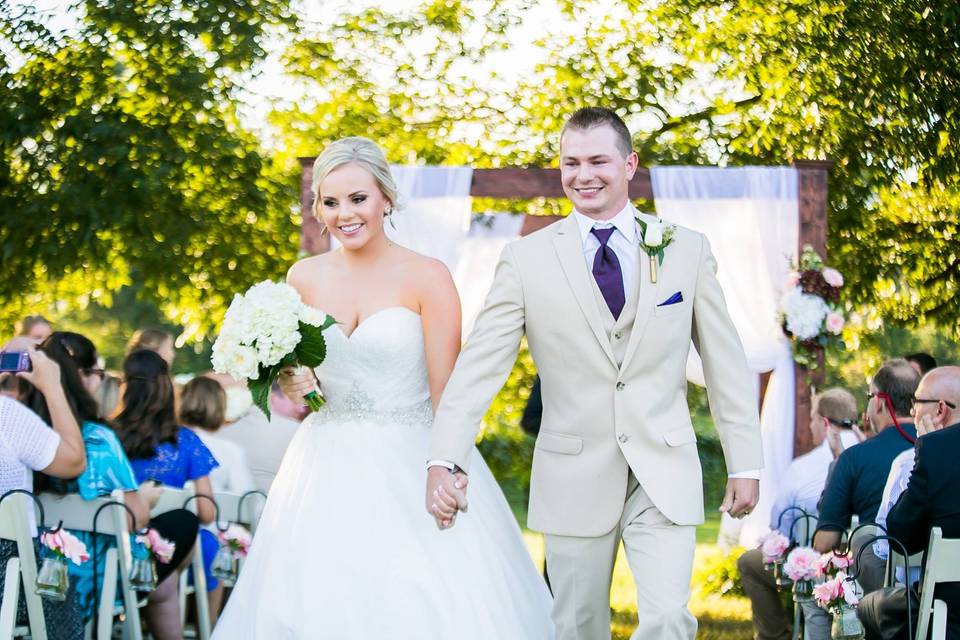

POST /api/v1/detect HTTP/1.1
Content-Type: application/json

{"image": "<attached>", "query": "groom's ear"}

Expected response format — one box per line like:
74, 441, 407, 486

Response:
624, 150, 639, 178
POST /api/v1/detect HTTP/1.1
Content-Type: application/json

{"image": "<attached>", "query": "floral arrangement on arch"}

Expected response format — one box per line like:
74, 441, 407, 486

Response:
779, 245, 846, 368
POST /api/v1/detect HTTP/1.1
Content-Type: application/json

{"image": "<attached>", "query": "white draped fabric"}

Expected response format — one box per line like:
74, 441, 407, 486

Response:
650, 166, 799, 547
454, 215, 526, 336
386, 165, 474, 273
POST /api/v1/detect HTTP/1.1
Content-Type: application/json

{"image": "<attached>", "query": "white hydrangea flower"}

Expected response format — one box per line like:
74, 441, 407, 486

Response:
781, 288, 829, 340
299, 305, 328, 327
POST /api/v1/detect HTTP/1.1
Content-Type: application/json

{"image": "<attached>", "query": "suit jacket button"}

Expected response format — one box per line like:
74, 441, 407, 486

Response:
614, 331, 622, 340
616, 382, 625, 391
618, 433, 629, 443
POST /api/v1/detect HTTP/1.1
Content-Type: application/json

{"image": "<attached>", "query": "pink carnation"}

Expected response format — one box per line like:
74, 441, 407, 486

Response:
137, 528, 176, 564
825, 312, 845, 335
784, 546, 821, 581
41, 528, 90, 565
813, 575, 842, 606
218, 524, 253, 558
822, 268, 844, 288
760, 531, 790, 563
784, 271, 801, 289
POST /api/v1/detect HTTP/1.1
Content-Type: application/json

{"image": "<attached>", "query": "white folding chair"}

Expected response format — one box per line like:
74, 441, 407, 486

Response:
150, 482, 211, 640
884, 546, 924, 588
915, 528, 960, 640
0, 492, 47, 640
38, 489, 143, 640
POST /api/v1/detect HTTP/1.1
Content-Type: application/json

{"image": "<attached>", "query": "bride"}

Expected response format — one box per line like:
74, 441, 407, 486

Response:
212, 137, 554, 638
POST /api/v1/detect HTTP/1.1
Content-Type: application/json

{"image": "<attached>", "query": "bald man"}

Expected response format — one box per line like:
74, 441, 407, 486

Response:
858, 366, 960, 640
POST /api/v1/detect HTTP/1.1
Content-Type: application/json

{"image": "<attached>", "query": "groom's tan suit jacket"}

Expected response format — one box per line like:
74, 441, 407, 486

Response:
431, 212, 762, 537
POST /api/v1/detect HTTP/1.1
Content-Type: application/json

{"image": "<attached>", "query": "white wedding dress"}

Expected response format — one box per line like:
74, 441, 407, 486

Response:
212, 307, 554, 639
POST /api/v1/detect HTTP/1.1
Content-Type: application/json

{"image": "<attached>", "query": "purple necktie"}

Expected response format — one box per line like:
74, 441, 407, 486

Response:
591, 227, 625, 320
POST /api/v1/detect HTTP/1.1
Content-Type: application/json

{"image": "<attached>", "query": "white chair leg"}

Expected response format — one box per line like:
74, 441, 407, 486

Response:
179, 570, 189, 629
1, 557, 20, 638
931, 599, 948, 640
193, 536, 211, 640
97, 548, 118, 640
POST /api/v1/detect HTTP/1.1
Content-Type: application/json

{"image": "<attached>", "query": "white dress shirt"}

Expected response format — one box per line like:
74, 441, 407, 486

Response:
572, 203, 640, 298
770, 432, 860, 536
873, 447, 921, 585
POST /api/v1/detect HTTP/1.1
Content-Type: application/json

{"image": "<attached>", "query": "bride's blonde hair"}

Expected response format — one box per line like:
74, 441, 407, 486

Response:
311, 137, 401, 219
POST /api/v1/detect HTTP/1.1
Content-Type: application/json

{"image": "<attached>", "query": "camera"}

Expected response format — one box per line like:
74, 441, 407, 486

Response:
0, 351, 31, 373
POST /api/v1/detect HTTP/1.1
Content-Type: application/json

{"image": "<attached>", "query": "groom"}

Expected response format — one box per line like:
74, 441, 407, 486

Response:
426, 107, 763, 639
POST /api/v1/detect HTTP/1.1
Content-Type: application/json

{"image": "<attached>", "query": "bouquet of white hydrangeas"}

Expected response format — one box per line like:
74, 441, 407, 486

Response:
212, 280, 335, 418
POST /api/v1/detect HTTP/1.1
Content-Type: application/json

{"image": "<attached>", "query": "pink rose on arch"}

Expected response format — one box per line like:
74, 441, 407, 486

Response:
784, 271, 801, 290
784, 546, 821, 581
822, 268, 844, 288
825, 312, 845, 335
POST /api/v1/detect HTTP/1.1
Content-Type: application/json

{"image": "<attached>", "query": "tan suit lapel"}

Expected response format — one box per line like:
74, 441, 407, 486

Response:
620, 214, 665, 372
553, 216, 618, 369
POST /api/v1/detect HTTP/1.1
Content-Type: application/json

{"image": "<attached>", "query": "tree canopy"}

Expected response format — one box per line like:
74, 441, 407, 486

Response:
2, 0, 958, 351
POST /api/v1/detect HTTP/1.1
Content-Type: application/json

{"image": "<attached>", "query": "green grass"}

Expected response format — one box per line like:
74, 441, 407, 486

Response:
510, 488, 753, 639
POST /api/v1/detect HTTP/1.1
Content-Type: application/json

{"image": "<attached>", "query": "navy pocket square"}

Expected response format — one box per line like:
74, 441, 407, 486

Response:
657, 291, 684, 307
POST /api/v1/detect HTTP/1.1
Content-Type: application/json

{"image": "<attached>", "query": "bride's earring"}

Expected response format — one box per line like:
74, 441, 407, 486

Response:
385, 207, 397, 230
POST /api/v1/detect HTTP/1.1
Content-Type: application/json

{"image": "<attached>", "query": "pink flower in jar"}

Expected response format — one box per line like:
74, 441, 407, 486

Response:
760, 531, 790, 563
784, 546, 821, 581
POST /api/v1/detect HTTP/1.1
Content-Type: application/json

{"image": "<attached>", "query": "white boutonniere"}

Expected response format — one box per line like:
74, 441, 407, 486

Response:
635, 216, 676, 283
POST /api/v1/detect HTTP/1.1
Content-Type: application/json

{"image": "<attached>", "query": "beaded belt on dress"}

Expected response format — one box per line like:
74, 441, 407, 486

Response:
309, 387, 433, 427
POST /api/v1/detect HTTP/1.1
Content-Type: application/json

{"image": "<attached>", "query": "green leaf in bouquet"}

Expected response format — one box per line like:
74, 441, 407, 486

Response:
296, 322, 329, 368
249, 363, 279, 421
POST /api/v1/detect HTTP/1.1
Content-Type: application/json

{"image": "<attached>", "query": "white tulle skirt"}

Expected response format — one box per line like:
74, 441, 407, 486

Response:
212, 408, 555, 639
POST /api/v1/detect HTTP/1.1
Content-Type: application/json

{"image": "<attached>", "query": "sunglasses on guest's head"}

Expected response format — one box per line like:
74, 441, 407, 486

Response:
911, 395, 957, 410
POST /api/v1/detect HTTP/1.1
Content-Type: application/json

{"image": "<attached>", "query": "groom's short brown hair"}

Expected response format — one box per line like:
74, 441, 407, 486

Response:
562, 107, 633, 157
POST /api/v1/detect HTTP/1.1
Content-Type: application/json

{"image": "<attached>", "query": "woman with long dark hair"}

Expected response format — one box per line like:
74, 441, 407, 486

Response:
24, 332, 197, 639
115, 349, 225, 623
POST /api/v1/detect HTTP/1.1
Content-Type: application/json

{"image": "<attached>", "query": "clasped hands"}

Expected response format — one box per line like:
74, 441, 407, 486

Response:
425, 466, 469, 530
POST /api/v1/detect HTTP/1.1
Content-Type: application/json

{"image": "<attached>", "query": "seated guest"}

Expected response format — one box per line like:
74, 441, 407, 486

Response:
905, 352, 937, 377
813, 359, 920, 594
217, 381, 303, 494
739, 388, 860, 640
127, 328, 176, 368
180, 377, 255, 496
114, 350, 224, 624
17, 314, 53, 343
24, 333, 197, 639
0, 345, 85, 639
859, 366, 960, 640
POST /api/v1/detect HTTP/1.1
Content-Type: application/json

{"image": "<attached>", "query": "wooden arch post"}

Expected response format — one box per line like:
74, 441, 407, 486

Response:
298, 158, 831, 459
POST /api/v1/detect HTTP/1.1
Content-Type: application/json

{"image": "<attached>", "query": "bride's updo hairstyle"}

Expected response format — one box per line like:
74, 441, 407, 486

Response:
311, 136, 402, 219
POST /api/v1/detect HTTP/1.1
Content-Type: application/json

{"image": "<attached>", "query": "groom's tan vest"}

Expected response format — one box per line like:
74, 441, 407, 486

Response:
431, 213, 762, 537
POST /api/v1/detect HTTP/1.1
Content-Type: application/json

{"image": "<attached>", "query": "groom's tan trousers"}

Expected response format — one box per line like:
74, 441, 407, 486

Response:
545, 473, 697, 640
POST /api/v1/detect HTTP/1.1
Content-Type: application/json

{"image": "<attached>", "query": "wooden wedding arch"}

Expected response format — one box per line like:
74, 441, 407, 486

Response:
298, 158, 833, 459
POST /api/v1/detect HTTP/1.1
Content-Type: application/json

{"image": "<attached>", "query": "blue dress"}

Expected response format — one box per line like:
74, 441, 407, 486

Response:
130, 427, 220, 591
54, 422, 140, 622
